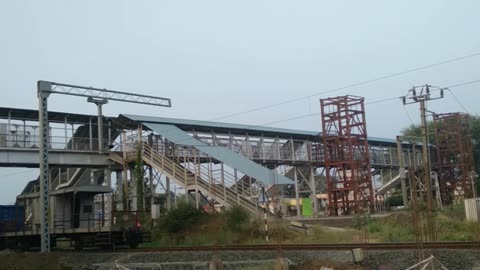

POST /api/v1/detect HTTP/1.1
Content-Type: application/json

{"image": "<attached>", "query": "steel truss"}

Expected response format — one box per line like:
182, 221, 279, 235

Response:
37, 80, 170, 252
49, 82, 171, 107
320, 95, 374, 215
434, 112, 475, 204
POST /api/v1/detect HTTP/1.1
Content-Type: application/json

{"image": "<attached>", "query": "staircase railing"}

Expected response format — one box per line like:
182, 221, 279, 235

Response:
140, 143, 258, 214
376, 169, 402, 196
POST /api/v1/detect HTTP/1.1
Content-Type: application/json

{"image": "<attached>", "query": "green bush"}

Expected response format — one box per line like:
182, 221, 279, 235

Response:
367, 222, 382, 234
163, 202, 206, 234
352, 214, 371, 229
442, 202, 466, 221
383, 226, 414, 242
222, 205, 250, 231
386, 194, 403, 207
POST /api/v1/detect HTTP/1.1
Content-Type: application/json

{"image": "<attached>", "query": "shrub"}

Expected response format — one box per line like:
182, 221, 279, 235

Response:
222, 205, 250, 231
386, 194, 403, 207
163, 202, 206, 234
367, 222, 382, 234
352, 214, 371, 229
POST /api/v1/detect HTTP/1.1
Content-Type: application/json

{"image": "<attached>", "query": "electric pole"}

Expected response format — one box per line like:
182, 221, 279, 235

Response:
402, 84, 444, 242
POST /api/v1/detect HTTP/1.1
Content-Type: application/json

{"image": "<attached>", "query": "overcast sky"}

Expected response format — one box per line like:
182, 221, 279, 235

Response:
1, 1, 479, 203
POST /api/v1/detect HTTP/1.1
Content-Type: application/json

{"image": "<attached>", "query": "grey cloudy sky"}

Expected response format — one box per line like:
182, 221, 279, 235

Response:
0, 1, 479, 203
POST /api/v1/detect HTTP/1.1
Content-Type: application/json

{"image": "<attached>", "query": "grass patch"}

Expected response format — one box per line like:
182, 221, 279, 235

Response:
145, 202, 479, 247
366, 203, 480, 242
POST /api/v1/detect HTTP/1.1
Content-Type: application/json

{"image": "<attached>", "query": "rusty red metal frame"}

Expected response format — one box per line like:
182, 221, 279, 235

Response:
320, 95, 374, 215
434, 112, 475, 204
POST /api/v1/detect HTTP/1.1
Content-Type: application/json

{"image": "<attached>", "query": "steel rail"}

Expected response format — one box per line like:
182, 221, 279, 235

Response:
127, 242, 480, 252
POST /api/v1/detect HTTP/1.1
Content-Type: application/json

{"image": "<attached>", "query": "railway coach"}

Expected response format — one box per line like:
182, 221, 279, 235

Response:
0, 179, 151, 250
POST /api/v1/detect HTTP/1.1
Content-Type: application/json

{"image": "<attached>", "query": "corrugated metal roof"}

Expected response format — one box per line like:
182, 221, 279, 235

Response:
143, 122, 293, 185
122, 114, 320, 138
122, 114, 408, 146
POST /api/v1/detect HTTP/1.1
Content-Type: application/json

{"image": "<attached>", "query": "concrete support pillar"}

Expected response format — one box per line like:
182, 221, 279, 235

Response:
64, 116, 68, 148
183, 150, 188, 204
294, 168, 301, 218
396, 136, 408, 207
90, 169, 95, 185
234, 169, 240, 204
96, 103, 104, 152
71, 124, 75, 148
116, 171, 123, 211
149, 166, 154, 214
108, 120, 112, 147
290, 137, 295, 161
89, 118, 93, 151
194, 152, 200, 209
104, 169, 112, 225
166, 177, 171, 211
221, 163, 226, 202
7, 111, 11, 146
309, 166, 318, 217
122, 169, 129, 210
208, 258, 224, 270
275, 258, 289, 270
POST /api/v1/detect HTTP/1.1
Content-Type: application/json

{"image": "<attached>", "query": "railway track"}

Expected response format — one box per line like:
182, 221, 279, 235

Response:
129, 241, 480, 252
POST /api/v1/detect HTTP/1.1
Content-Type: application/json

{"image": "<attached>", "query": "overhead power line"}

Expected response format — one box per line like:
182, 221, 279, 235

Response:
446, 79, 480, 88
111, 78, 480, 148
447, 89, 470, 113
212, 51, 480, 121
258, 78, 480, 127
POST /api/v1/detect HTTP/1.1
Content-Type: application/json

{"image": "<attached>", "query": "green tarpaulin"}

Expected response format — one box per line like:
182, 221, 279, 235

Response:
302, 198, 313, 217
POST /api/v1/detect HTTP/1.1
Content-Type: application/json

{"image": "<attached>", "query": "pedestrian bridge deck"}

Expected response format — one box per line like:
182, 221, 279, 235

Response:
0, 147, 114, 168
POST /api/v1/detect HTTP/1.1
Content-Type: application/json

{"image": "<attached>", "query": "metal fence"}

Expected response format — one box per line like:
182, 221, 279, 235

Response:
95, 259, 287, 270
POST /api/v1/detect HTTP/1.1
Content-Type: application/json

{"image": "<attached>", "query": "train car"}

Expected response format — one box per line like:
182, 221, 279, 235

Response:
0, 177, 151, 250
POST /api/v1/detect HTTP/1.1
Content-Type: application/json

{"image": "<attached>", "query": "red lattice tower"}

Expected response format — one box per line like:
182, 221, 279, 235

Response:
434, 112, 475, 204
320, 95, 374, 215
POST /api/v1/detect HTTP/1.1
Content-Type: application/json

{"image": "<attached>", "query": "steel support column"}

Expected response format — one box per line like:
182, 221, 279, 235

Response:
38, 81, 51, 252
434, 113, 475, 204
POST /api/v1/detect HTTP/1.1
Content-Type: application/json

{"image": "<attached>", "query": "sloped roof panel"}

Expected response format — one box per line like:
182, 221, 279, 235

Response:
143, 122, 293, 185
122, 114, 320, 139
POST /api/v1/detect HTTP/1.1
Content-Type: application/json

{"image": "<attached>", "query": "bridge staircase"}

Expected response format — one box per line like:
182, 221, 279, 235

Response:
229, 140, 306, 197
138, 144, 259, 215
375, 168, 402, 197
187, 190, 218, 213
49, 125, 121, 190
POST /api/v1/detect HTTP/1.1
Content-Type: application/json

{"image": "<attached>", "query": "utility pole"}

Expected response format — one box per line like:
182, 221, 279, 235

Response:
402, 84, 444, 242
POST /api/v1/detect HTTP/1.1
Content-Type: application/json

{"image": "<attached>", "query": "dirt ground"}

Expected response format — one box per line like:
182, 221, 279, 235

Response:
0, 250, 72, 270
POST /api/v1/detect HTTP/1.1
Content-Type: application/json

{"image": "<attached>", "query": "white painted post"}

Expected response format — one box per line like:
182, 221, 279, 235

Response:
294, 168, 301, 218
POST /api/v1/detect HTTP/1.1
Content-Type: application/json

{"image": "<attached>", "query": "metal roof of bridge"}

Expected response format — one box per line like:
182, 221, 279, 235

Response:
122, 114, 413, 146
122, 114, 320, 139
0, 107, 412, 146
142, 122, 293, 185
0, 107, 109, 124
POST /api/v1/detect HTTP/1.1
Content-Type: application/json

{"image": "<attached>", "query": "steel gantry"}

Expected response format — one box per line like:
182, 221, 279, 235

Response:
37, 81, 171, 252
320, 95, 374, 216
434, 112, 475, 204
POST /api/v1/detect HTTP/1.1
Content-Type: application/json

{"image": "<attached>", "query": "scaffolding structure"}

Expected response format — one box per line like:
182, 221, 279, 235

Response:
320, 96, 374, 215
434, 112, 475, 205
